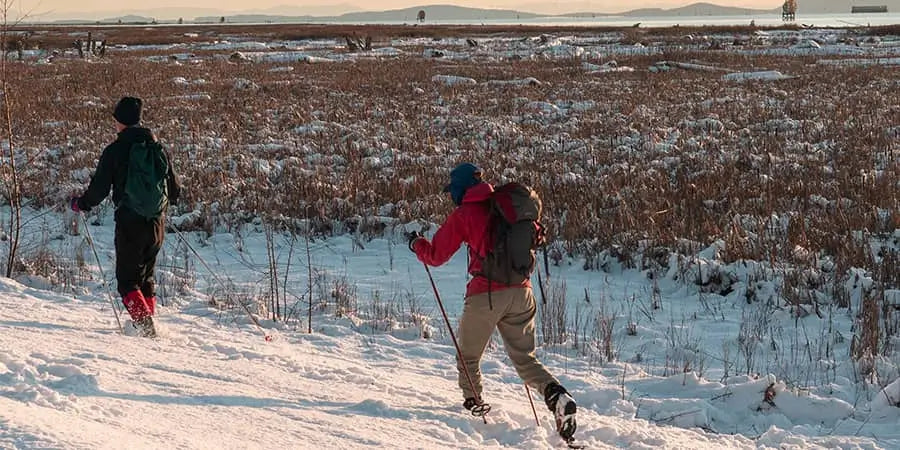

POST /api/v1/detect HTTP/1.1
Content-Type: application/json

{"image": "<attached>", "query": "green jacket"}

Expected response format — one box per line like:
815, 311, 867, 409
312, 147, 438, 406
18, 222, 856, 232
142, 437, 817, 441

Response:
77, 126, 181, 221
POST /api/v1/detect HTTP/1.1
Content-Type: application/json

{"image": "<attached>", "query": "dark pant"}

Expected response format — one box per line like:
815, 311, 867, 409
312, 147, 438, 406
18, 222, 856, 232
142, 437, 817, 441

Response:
114, 212, 165, 299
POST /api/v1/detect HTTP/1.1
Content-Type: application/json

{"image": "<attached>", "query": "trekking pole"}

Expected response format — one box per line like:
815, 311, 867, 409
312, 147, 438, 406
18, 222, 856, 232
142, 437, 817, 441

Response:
80, 214, 124, 334
524, 383, 541, 427
422, 263, 488, 424
169, 224, 272, 342
542, 247, 551, 280
536, 264, 548, 305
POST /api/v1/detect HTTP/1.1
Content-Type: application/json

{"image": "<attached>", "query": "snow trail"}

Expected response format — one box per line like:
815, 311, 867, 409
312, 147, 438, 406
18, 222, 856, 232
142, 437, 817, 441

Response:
0, 277, 766, 449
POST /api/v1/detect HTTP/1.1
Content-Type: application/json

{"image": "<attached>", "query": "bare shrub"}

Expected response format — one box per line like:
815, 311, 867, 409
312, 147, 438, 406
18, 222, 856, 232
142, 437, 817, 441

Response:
852, 289, 882, 381
332, 274, 359, 318
664, 318, 706, 378
540, 278, 567, 346
592, 300, 618, 364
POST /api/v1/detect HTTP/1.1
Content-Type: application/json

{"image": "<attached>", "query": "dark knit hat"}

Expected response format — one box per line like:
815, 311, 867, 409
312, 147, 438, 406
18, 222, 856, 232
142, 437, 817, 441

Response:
113, 96, 142, 126
443, 163, 483, 205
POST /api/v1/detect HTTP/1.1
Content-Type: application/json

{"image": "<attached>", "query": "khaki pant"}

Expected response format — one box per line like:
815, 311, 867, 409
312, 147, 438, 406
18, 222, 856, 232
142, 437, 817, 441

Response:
456, 287, 557, 399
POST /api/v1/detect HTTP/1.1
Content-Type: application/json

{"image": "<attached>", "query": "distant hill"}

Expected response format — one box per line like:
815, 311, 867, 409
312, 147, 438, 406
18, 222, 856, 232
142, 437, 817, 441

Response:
52, 15, 161, 24
619, 2, 778, 16
194, 4, 365, 22
336, 4, 541, 21
251, 3, 364, 17
194, 14, 317, 23
27, 4, 362, 23
199, 4, 541, 24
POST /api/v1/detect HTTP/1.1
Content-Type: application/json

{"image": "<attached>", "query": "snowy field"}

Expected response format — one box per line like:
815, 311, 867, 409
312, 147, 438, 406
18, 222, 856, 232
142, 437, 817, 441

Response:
1, 24, 898, 448
0, 214, 897, 449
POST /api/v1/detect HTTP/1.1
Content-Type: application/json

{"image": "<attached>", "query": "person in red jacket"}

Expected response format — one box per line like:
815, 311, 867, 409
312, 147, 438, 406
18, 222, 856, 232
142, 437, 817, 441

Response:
409, 163, 577, 441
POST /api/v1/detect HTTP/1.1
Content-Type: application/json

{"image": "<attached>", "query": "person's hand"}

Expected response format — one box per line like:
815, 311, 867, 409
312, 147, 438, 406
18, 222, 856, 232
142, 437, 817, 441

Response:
406, 231, 424, 253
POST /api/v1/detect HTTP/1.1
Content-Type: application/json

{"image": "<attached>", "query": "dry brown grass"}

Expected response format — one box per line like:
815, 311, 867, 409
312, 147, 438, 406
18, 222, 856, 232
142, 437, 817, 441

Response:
3, 38, 898, 286
865, 24, 900, 36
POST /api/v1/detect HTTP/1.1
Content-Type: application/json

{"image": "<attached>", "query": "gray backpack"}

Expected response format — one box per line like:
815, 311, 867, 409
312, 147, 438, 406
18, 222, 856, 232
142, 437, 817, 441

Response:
481, 183, 546, 284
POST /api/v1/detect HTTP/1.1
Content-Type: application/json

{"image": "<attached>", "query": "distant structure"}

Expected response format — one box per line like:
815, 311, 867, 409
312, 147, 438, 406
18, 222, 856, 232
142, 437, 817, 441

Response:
851, 5, 888, 13
782, 0, 797, 21
417, 10, 426, 22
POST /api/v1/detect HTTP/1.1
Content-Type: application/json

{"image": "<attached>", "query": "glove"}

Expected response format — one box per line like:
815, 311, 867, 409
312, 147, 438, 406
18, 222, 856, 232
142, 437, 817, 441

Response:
406, 231, 424, 253
70, 197, 82, 213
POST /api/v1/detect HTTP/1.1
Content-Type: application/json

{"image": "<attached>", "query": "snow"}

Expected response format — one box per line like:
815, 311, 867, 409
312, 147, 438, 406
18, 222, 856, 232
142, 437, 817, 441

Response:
369, 47, 403, 57
524, 101, 560, 114
0, 207, 897, 448
655, 61, 734, 73
588, 61, 635, 75
233, 78, 260, 91
165, 94, 212, 101
816, 58, 900, 67
293, 121, 331, 135
681, 118, 725, 133
0, 264, 755, 449
540, 44, 584, 58
485, 77, 542, 87
722, 71, 793, 82
223, 51, 336, 63
12, 26, 896, 69
432, 75, 477, 86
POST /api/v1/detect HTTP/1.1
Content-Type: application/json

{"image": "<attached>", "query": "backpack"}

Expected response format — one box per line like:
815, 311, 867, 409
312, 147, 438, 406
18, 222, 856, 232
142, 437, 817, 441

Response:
481, 183, 546, 284
120, 141, 169, 219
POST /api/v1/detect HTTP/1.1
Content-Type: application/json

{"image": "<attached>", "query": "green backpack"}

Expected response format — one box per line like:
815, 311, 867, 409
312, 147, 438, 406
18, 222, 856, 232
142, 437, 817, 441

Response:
121, 141, 169, 219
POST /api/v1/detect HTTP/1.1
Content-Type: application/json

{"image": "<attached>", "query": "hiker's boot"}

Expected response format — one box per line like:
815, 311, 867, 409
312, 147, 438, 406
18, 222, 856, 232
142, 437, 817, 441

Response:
544, 383, 577, 440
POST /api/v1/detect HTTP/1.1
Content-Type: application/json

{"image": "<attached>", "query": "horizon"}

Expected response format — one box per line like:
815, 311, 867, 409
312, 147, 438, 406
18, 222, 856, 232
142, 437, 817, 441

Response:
15, 0, 791, 20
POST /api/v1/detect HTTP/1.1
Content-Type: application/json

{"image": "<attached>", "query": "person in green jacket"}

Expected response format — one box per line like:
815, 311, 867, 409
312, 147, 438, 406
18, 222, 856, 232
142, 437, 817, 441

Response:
71, 97, 181, 337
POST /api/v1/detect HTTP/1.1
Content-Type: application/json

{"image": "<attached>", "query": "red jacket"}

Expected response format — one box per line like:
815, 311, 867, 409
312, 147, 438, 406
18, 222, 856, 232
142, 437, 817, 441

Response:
412, 183, 531, 297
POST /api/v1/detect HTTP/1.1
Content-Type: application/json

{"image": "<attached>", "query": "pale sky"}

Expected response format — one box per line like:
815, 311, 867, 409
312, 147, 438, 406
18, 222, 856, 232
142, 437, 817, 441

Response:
19, 0, 784, 16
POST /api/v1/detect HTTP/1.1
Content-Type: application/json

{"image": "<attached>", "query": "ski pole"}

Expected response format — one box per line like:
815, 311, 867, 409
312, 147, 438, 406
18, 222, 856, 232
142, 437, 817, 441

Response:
524, 383, 540, 427
422, 263, 488, 423
80, 214, 124, 333
169, 224, 272, 341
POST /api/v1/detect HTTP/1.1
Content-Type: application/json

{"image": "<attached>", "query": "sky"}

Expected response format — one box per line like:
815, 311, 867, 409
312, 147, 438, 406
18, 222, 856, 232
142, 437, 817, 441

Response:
16, 0, 786, 18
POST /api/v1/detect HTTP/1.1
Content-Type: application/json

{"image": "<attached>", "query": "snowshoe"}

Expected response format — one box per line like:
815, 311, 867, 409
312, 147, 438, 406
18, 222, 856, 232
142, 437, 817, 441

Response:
133, 316, 158, 338
463, 397, 491, 417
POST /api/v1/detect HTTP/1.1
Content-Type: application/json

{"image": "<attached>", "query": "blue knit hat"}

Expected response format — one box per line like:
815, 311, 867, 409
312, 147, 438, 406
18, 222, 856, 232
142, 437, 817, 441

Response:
443, 163, 482, 205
